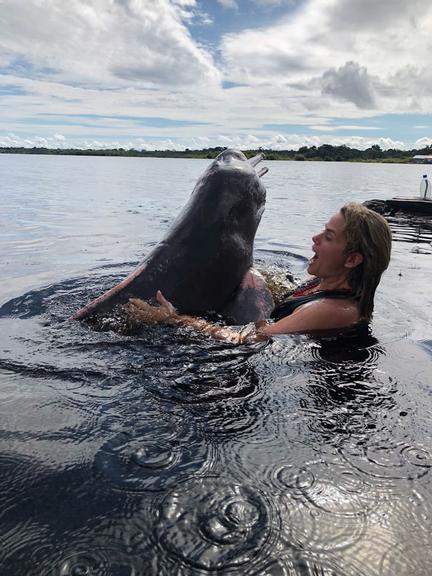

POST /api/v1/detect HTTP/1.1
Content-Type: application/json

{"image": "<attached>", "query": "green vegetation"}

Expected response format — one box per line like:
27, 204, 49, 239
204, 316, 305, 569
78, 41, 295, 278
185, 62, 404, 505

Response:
0, 143, 431, 163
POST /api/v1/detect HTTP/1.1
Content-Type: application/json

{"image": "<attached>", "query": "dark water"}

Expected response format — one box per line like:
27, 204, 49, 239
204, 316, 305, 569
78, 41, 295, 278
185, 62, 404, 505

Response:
0, 155, 431, 575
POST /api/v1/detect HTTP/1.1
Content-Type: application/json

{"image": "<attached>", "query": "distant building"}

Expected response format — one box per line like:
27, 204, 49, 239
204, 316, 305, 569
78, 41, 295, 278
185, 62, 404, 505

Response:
412, 155, 432, 163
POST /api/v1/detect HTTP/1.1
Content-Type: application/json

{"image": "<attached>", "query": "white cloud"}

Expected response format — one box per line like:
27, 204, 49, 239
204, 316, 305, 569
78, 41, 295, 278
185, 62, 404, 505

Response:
0, 131, 409, 152
1, 0, 431, 149
253, 0, 295, 6
0, 0, 220, 88
220, 0, 432, 116
172, 0, 197, 6
415, 137, 432, 148
217, 0, 239, 8
311, 124, 379, 132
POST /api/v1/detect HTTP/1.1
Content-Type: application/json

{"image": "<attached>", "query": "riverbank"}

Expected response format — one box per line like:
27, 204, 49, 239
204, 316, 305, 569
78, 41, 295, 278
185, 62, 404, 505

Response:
0, 145, 426, 163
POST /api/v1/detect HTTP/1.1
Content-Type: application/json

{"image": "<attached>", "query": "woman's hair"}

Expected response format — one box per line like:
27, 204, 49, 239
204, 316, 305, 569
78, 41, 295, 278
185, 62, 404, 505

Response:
340, 202, 392, 321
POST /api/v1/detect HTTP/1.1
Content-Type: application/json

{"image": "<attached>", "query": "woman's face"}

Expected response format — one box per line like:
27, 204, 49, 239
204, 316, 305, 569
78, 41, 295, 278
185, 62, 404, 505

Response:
308, 211, 350, 278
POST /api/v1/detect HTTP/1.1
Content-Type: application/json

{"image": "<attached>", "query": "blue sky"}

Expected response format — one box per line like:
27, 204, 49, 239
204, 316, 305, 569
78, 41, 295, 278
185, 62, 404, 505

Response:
0, 0, 431, 151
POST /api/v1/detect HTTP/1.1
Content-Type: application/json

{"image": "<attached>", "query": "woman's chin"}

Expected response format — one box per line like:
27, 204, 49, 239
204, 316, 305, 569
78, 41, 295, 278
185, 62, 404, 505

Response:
307, 261, 317, 275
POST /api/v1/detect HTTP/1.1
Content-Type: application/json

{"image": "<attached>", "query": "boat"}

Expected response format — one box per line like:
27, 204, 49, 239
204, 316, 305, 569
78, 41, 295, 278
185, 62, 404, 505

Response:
364, 174, 432, 216
385, 197, 432, 214
364, 197, 432, 216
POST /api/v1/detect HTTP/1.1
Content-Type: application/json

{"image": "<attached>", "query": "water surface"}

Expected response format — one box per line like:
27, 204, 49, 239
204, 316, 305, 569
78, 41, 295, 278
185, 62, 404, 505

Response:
0, 154, 431, 575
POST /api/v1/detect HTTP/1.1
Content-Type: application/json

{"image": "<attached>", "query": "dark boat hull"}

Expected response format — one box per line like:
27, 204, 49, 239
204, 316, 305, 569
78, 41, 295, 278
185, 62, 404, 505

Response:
364, 197, 432, 216
386, 197, 432, 214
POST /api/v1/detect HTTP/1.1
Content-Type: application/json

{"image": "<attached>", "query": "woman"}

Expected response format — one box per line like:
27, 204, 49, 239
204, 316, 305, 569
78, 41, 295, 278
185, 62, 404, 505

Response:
126, 203, 392, 343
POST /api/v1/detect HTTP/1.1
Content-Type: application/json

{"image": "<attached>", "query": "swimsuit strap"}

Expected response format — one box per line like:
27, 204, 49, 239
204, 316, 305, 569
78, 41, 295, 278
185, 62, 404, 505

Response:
289, 278, 320, 298
271, 285, 355, 322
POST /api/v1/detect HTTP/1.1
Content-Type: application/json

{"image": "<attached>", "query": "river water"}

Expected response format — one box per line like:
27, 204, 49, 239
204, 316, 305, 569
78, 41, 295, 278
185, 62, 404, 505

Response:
0, 154, 431, 575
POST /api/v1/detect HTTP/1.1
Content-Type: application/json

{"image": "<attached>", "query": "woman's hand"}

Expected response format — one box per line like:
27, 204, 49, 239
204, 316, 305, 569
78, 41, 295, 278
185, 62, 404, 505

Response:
125, 291, 178, 325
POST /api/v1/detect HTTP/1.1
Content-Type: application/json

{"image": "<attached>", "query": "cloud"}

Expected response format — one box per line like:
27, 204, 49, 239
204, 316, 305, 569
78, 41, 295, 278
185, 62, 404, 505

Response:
1, 0, 431, 149
253, 0, 296, 6
220, 0, 432, 116
217, 0, 239, 8
310, 124, 379, 132
325, 0, 426, 32
0, 0, 220, 88
384, 66, 432, 102
172, 0, 196, 6
415, 137, 432, 148
320, 61, 376, 109
0, 130, 407, 152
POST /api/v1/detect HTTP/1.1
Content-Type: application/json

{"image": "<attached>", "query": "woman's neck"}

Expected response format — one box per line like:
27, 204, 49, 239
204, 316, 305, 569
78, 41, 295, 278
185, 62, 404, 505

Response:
316, 276, 352, 292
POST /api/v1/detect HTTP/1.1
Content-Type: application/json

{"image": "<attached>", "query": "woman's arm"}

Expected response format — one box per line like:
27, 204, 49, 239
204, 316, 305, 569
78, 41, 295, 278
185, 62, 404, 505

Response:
126, 292, 267, 344
125, 292, 359, 344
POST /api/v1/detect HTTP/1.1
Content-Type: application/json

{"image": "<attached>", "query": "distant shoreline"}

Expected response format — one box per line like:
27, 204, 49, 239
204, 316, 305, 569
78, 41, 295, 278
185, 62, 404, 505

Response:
0, 145, 430, 163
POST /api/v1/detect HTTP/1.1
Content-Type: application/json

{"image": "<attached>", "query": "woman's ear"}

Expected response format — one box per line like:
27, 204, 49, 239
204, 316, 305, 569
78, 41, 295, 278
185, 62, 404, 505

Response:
344, 252, 363, 269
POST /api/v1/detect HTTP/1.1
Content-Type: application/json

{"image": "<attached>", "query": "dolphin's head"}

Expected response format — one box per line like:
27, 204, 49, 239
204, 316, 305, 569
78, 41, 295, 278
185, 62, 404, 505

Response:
167, 147, 269, 264
208, 148, 268, 239
216, 149, 248, 164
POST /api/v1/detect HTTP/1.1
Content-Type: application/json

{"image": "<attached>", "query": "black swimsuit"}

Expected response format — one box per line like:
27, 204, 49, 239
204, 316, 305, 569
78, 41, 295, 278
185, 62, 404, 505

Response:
271, 280, 356, 322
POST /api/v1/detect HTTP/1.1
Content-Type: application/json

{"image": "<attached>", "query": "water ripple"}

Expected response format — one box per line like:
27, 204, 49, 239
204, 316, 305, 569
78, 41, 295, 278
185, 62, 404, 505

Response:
0, 453, 36, 502
253, 551, 370, 576
0, 519, 53, 572
0, 247, 431, 575
143, 343, 269, 438
154, 476, 278, 572
94, 416, 212, 493
31, 541, 136, 576
274, 460, 371, 554
341, 440, 432, 481
379, 537, 432, 576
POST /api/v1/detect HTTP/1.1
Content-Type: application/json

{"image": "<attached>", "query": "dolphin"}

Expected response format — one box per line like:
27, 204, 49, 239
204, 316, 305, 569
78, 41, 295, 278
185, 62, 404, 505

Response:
72, 149, 274, 325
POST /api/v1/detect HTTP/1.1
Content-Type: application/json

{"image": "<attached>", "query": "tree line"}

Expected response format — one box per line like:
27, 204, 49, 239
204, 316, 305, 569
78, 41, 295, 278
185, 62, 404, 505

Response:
1, 143, 431, 162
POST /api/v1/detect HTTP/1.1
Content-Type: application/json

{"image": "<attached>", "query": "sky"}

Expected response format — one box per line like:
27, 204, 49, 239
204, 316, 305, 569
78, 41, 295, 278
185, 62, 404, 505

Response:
1, 0, 432, 151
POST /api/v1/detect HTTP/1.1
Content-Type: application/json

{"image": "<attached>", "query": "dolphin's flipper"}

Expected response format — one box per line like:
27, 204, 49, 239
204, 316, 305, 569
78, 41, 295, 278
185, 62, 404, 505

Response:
71, 264, 146, 320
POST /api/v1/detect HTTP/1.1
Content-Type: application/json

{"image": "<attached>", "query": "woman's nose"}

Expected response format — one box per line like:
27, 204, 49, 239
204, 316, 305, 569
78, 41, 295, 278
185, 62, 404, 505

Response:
312, 232, 320, 243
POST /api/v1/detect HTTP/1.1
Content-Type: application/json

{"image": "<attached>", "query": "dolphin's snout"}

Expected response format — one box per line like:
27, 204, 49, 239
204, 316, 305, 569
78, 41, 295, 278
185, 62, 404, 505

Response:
248, 152, 268, 177
248, 153, 265, 167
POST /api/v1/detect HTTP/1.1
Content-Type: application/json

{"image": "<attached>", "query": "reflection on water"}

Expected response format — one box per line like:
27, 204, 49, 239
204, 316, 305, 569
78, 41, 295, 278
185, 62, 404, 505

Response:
0, 267, 431, 576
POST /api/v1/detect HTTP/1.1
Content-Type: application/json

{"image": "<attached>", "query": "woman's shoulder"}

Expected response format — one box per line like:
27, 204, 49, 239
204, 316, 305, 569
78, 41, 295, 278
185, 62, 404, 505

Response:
266, 295, 360, 334
293, 296, 360, 328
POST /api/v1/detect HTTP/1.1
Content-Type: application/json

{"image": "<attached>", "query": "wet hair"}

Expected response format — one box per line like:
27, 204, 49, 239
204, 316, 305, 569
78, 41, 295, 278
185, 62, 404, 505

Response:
340, 202, 392, 321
